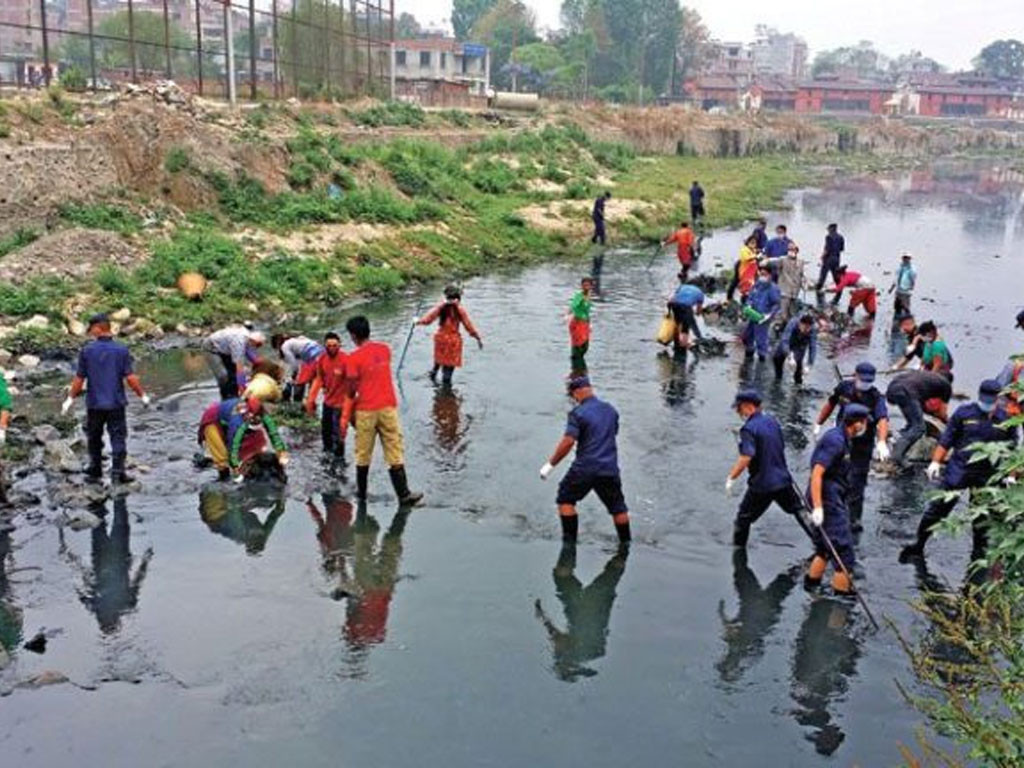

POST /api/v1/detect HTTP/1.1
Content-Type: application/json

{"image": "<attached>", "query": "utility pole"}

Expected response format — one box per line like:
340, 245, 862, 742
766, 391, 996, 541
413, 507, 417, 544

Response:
224, 0, 237, 105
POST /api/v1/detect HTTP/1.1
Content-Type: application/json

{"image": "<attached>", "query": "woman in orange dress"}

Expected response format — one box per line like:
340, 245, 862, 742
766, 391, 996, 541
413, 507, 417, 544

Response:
417, 285, 483, 385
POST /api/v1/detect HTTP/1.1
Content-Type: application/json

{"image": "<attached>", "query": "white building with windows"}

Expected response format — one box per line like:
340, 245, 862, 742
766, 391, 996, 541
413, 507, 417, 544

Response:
393, 35, 489, 106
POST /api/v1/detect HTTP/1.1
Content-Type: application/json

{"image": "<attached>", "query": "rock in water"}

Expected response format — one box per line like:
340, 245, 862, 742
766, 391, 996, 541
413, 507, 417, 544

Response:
16, 315, 49, 330
32, 424, 61, 445
64, 509, 103, 531
23, 632, 46, 653
17, 354, 40, 369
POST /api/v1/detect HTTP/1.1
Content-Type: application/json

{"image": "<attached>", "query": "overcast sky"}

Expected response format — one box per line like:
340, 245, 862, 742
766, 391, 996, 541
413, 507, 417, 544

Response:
394, 0, 1022, 71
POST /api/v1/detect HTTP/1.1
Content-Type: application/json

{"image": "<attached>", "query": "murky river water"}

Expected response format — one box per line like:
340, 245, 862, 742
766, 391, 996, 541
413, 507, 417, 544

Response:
2, 161, 1023, 767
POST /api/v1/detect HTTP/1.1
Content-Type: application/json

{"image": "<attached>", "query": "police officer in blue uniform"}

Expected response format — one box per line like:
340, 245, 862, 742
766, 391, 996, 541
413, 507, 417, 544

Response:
61, 313, 151, 485
772, 313, 817, 384
540, 376, 631, 544
812, 362, 890, 530
726, 388, 808, 547
899, 379, 1019, 562
805, 404, 870, 594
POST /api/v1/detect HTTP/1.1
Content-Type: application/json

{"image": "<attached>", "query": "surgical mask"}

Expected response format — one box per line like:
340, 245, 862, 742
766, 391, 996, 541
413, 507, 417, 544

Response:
758, 276, 769, 284
855, 379, 873, 392
979, 398, 997, 414
851, 423, 868, 438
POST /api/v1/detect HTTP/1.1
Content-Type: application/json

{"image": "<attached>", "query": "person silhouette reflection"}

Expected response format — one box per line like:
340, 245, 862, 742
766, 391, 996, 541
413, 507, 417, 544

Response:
534, 543, 628, 682
716, 549, 801, 685
0, 525, 23, 654
432, 387, 470, 455
789, 598, 862, 756
199, 485, 286, 555
307, 493, 356, 600
342, 506, 412, 655
656, 350, 697, 408
78, 498, 152, 635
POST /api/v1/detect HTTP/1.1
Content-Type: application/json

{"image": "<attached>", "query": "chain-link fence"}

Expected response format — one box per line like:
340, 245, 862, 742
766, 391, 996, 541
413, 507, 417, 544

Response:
0, 0, 394, 100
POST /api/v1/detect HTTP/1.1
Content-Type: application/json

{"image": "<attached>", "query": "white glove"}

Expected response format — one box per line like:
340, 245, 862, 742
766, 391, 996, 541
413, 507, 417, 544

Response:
787, 353, 796, 369
539, 462, 554, 480
905, 344, 917, 356
233, 472, 245, 484
61, 396, 75, 416
411, 316, 421, 326
0, 428, 6, 446
812, 423, 822, 438
805, 364, 813, 374
875, 441, 891, 462
925, 461, 942, 481
141, 394, 152, 408
725, 476, 735, 495
278, 453, 290, 467
810, 506, 824, 527
1003, 476, 1017, 487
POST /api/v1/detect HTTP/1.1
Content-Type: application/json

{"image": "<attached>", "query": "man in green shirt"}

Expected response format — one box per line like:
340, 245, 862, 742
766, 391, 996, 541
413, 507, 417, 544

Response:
568, 277, 594, 372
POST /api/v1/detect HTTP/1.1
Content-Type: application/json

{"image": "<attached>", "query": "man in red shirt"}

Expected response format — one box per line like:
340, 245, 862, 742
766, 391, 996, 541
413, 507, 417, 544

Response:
345, 315, 423, 506
304, 331, 352, 460
829, 266, 877, 319
662, 221, 696, 277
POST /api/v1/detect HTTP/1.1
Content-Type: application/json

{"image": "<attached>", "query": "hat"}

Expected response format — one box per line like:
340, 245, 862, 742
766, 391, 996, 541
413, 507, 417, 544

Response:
733, 388, 762, 407
567, 375, 591, 392
248, 330, 266, 345
979, 379, 1002, 399
244, 396, 264, 415
855, 362, 876, 381
1015, 309, 1024, 329
843, 403, 871, 422
902, 252, 912, 260
87, 312, 110, 327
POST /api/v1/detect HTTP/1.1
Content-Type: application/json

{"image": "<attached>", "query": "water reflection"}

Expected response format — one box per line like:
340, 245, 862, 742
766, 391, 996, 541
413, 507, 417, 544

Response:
716, 550, 800, 685
0, 526, 22, 654
789, 599, 862, 756
199, 486, 287, 555
308, 493, 355, 600
431, 388, 472, 468
69, 499, 153, 635
534, 543, 628, 682
655, 350, 697, 409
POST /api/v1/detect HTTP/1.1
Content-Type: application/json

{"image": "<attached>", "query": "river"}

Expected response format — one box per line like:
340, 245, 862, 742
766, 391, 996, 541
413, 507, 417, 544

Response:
1, 160, 1022, 767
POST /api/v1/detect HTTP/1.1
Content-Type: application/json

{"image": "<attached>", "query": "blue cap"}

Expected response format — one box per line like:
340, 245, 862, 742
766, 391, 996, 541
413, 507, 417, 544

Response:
979, 379, 1002, 399
567, 375, 591, 392
843, 403, 871, 422
733, 388, 762, 407
87, 312, 110, 327
1016, 309, 1024, 329
855, 362, 876, 381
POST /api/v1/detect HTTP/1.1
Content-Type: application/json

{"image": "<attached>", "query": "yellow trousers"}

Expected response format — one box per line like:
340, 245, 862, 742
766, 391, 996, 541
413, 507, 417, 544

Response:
204, 424, 229, 470
354, 407, 405, 467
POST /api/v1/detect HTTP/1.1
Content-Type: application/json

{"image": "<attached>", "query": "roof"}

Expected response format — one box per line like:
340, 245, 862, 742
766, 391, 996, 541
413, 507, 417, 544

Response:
395, 38, 487, 54
798, 80, 894, 93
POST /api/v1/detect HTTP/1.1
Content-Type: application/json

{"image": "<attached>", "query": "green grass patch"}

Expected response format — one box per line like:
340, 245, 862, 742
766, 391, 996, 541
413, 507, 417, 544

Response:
58, 202, 143, 234
0, 278, 72, 318
0, 227, 40, 258
350, 102, 426, 128
164, 146, 191, 174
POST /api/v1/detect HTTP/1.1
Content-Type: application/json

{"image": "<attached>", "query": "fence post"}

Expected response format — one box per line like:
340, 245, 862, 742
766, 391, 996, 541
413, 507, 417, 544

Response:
194, 0, 204, 95
86, 0, 97, 90
365, 0, 372, 95
248, 0, 256, 100
38, 0, 51, 87
271, 0, 279, 99
389, 0, 394, 99
224, 0, 237, 104
324, 0, 331, 96
163, 0, 173, 78
290, 1, 298, 97
127, 0, 138, 84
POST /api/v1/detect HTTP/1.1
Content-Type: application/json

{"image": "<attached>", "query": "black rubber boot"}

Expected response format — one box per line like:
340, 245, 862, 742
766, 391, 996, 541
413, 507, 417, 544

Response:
615, 520, 632, 543
560, 514, 579, 543
389, 466, 423, 507
85, 465, 103, 485
898, 541, 925, 563
732, 523, 750, 548
112, 454, 132, 485
356, 466, 369, 501
217, 468, 230, 482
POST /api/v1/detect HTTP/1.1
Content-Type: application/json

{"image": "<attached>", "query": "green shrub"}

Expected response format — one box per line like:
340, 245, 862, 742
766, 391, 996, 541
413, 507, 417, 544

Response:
350, 102, 425, 128
164, 146, 190, 174
245, 105, 270, 130
353, 265, 404, 295
0, 119, 9, 138
0, 278, 71, 318
591, 140, 635, 172
139, 227, 245, 286
565, 179, 592, 200
14, 101, 45, 124
58, 65, 87, 93
46, 85, 76, 120
4, 325, 72, 355
541, 164, 569, 184
287, 161, 317, 189
94, 263, 136, 299
0, 227, 40, 258
468, 159, 518, 194
58, 202, 143, 234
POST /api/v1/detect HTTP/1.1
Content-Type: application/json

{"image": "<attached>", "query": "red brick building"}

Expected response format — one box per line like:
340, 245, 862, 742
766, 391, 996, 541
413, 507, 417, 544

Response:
795, 78, 894, 114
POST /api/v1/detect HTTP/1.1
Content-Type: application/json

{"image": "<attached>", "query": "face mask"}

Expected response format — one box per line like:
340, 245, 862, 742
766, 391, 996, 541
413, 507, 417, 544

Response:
855, 379, 873, 392
851, 423, 868, 438
758, 276, 769, 284
979, 399, 996, 414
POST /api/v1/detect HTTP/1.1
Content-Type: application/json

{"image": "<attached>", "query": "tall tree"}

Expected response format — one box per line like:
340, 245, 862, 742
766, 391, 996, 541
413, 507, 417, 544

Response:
395, 12, 422, 38
811, 40, 887, 79
888, 50, 945, 76
452, 0, 498, 41
94, 11, 195, 74
599, 0, 682, 101
471, 0, 538, 90
673, 7, 711, 95
973, 39, 1024, 80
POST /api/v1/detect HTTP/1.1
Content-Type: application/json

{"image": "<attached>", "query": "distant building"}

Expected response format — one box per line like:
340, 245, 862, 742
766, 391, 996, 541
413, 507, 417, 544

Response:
704, 40, 754, 83
751, 30, 807, 79
393, 36, 489, 107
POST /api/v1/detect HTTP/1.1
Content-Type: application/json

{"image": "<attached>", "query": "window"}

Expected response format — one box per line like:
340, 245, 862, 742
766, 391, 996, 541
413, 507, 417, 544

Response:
441, 52, 447, 70
396, 50, 406, 66
420, 51, 431, 68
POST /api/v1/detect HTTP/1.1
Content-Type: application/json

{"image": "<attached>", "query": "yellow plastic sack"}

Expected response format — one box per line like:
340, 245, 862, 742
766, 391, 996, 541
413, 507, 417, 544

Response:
656, 313, 677, 346
243, 373, 282, 403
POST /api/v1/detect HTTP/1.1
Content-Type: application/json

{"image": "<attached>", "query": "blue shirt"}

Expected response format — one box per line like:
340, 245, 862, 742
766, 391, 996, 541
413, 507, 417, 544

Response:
763, 236, 790, 258
897, 263, 916, 293
774, 317, 817, 365
592, 197, 606, 220
566, 395, 620, 476
751, 227, 768, 251
739, 411, 791, 493
689, 185, 704, 207
810, 426, 851, 498
827, 381, 887, 459
671, 284, 705, 307
75, 336, 133, 410
939, 402, 1017, 487
746, 280, 781, 316
824, 232, 845, 261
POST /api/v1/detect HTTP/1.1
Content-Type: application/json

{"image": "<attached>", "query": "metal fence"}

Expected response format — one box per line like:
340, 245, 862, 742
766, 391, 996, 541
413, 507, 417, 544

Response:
0, 0, 395, 101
